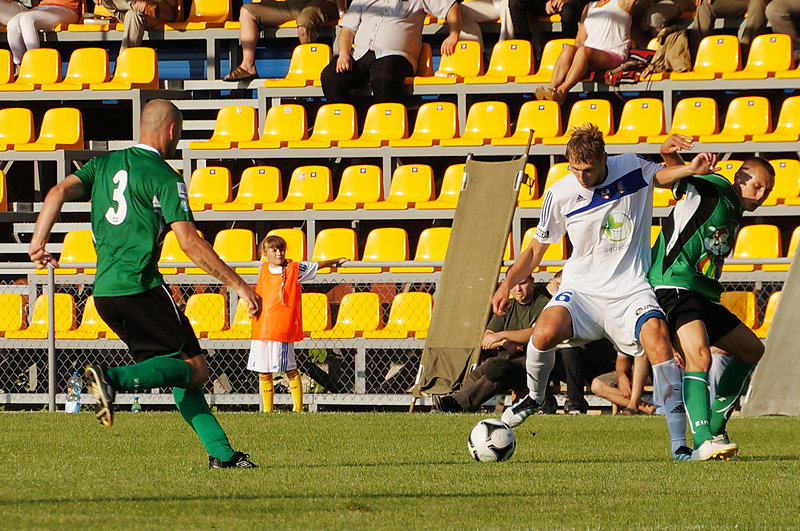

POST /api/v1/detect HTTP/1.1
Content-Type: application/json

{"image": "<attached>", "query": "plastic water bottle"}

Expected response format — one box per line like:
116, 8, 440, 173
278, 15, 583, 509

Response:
65, 371, 83, 413
131, 378, 141, 413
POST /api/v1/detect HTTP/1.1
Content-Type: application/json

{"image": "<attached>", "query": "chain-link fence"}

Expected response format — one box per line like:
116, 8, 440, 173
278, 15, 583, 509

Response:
0, 261, 790, 410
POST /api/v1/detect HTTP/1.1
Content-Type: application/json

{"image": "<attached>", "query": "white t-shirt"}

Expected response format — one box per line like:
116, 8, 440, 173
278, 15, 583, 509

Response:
535, 153, 662, 298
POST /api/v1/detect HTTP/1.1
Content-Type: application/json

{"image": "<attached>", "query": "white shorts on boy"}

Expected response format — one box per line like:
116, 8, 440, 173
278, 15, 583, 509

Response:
247, 340, 298, 373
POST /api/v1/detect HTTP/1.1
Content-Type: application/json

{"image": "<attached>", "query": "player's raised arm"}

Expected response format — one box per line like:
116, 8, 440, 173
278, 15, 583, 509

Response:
659, 134, 694, 167
654, 152, 720, 188
172, 220, 262, 317
491, 239, 549, 315
28, 174, 86, 269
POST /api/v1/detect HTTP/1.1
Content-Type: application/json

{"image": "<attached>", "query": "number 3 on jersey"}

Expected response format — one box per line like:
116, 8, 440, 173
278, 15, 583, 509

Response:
105, 170, 128, 225
555, 291, 572, 302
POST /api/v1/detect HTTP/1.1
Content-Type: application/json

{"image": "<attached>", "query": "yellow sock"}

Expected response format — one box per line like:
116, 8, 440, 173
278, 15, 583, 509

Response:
287, 369, 303, 412
259, 373, 274, 413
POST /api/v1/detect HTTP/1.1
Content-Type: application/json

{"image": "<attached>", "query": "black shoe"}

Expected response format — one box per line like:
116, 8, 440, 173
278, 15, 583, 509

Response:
209, 451, 258, 469
538, 394, 558, 415
84, 364, 115, 428
564, 404, 587, 415
431, 394, 461, 412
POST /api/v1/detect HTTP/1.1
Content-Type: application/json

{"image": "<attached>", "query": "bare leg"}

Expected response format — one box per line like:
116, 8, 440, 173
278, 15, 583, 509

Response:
548, 44, 576, 91
181, 353, 211, 388
554, 46, 620, 100
225, 8, 259, 78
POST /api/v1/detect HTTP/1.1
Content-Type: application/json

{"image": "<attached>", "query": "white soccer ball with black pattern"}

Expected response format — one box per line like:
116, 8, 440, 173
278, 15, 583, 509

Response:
468, 419, 516, 462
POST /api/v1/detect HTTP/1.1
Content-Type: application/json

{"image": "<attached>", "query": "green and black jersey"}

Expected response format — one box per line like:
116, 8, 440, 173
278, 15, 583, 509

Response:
74, 145, 193, 297
649, 174, 742, 302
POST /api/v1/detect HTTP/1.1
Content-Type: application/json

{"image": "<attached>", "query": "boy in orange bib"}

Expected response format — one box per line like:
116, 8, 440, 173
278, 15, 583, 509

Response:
249, 235, 347, 412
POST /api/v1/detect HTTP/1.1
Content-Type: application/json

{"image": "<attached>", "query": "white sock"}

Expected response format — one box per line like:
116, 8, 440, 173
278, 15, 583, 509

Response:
652, 358, 687, 453
525, 340, 556, 404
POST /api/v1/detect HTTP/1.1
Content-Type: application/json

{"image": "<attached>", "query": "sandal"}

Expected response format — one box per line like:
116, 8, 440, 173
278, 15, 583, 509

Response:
223, 65, 257, 82
620, 407, 639, 415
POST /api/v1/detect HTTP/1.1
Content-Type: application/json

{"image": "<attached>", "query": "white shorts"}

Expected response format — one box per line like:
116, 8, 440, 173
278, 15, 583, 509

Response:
247, 340, 297, 373
544, 286, 664, 356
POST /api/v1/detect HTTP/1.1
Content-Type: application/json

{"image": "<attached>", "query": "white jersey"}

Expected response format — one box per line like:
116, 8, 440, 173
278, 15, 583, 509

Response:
535, 153, 662, 298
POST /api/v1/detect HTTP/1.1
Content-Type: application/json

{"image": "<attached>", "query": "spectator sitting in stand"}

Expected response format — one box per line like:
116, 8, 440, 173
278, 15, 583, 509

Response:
224, 0, 346, 82
534, 0, 635, 105
559, 338, 619, 414
99, 0, 182, 52
459, 0, 515, 51
590, 352, 657, 414
5, 0, 81, 72
689, 0, 769, 53
510, 0, 589, 43
766, 0, 799, 56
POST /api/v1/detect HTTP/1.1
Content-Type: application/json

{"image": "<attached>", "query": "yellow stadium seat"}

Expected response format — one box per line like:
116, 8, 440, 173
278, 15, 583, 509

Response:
0, 48, 60, 91
722, 34, 794, 79
188, 166, 232, 211
0, 49, 13, 85
517, 38, 574, 83
391, 227, 451, 273
310, 292, 381, 338
653, 187, 675, 207
266, 228, 307, 261
753, 291, 781, 338
287, 103, 357, 148
264, 43, 331, 87
413, 40, 483, 85
0, 293, 25, 336
698, 96, 771, 143
416, 163, 465, 209
775, 56, 800, 78
189, 105, 257, 149
715, 160, 743, 183
212, 166, 282, 211
90, 47, 158, 90
763, 226, 799, 272
311, 228, 358, 273
521, 228, 566, 272
542, 99, 613, 145
605, 99, 665, 144
760, 160, 799, 206
41, 48, 109, 91
723, 224, 781, 272
67, 1, 123, 31
165, 0, 230, 29
439, 101, 510, 146
159, 229, 204, 274
5, 293, 76, 339
671, 35, 741, 80
651, 225, 662, 247
56, 230, 97, 275
363, 292, 433, 338
301, 292, 330, 335
313, 164, 383, 210
464, 39, 533, 83
0, 170, 6, 211
207, 298, 251, 339
516, 164, 540, 208
492, 100, 561, 146
57, 296, 118, 339
0, 108, 34, 150
363, 164, 434, 209
647, 97, 719, 143
389, 101, 458, 147
15, 107, 84, 151
268, 165, 332, 210
720, 291, 758, 330
238, 104, 308, 149
340, 227, 409, 274
339, 103, 408, 148
185, 293, 227, 337
526, 162, 571, 208
213, 228, 257, 274
752, 96, 800, 143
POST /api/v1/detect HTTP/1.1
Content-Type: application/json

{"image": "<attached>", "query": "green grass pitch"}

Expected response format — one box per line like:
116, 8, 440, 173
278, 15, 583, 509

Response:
1, 411, 799, 529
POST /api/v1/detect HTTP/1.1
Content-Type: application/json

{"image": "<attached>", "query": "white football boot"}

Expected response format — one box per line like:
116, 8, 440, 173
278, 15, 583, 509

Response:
691, 438, 739, 461
500, 395, 541, 428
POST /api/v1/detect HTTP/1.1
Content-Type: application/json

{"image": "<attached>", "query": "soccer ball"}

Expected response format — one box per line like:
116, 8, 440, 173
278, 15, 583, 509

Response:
467, 419, 516, 462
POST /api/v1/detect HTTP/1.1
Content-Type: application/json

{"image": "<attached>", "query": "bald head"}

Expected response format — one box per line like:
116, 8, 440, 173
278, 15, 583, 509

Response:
734, 157, 774, 211
139, 99, 182, 157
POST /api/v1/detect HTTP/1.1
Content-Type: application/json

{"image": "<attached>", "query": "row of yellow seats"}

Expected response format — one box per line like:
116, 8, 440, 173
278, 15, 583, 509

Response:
0, 290, 432, 340
189, 94, 800, 152
0, 106, 83, 151
0, 47, 158, 91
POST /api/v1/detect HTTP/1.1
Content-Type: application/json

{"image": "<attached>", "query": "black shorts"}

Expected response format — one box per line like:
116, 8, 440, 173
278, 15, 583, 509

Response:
655, 287, 741, 345
95, 285, 203, 364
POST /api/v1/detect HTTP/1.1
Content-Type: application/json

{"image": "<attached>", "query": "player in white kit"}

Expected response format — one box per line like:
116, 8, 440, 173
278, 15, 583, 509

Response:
492, 125, 719, 460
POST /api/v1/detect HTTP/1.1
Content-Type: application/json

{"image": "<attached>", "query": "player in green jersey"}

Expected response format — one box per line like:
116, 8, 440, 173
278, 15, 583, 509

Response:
649, 152, 774, 461
28, 100, 263, 469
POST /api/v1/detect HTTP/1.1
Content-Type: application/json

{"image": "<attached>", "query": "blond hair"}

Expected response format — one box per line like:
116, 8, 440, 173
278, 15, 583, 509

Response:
260, 235, 289, 304
565, 123, 606, 165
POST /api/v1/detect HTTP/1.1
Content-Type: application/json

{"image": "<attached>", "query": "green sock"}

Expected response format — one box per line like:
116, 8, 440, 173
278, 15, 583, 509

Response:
710, 359, 755, 436
684, 371, 713, 447
106, 354, 192, 391
173, 386, 235, 462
